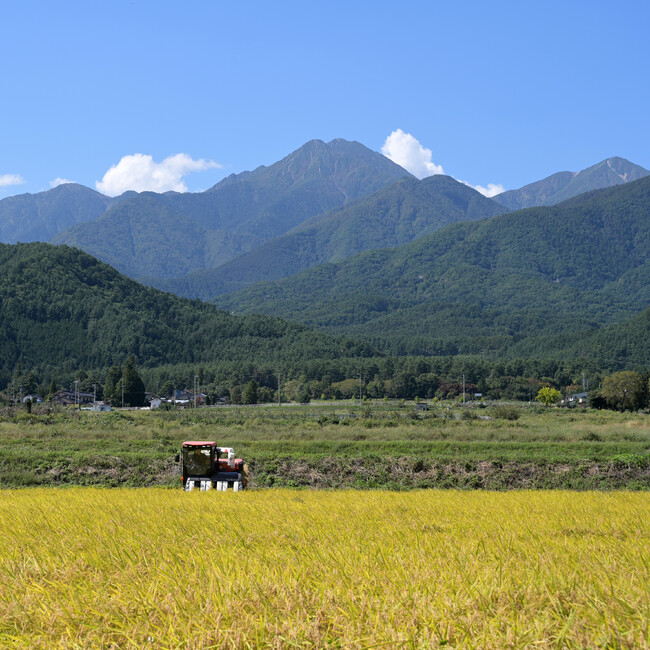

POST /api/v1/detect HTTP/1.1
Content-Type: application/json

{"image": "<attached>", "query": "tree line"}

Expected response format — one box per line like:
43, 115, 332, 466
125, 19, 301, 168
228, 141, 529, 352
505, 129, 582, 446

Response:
4, 357, 648, 412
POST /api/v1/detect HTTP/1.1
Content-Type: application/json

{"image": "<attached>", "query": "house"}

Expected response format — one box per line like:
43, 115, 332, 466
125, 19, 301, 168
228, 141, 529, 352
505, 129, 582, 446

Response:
50, 389, 94, 406
171, 390, 207, 406
560, 391, 589, 408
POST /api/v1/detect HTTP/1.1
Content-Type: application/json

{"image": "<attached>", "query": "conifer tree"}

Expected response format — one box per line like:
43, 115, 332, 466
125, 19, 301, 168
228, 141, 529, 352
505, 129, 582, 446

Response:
123, 356, 146, 407
243, 379, 258, 405
104, 365, 123, 406
230, 386, 242, 405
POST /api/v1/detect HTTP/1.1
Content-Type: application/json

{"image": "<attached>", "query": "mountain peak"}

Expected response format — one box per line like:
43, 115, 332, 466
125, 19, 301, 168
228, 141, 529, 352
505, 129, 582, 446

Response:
208, 137, 410, 193
496, 156, 649, 210
53, 137, 413, 280
297, 138, 327, 150
0, 183, 116, 244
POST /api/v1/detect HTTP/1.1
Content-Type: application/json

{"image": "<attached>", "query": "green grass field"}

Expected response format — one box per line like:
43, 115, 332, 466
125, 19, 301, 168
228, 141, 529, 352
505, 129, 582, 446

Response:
1, 403, 648, 489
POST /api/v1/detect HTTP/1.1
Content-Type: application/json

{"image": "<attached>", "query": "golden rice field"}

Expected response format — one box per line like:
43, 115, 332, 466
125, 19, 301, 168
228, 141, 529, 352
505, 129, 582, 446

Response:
0, 489, 648, 649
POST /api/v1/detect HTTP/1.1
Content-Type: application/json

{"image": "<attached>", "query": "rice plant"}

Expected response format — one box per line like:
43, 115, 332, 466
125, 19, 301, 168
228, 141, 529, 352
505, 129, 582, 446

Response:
0, 489, 648, 648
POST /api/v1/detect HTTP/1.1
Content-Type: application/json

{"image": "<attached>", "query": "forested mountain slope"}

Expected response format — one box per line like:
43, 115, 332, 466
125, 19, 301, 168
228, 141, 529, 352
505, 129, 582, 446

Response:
505, 307, 650, 367
0, 183, 128, 243
0, 242, 375, 387
495, 157, 649, 210
216, 175, 650, 358
52, 139, 411, 279
154, 175, 506, 299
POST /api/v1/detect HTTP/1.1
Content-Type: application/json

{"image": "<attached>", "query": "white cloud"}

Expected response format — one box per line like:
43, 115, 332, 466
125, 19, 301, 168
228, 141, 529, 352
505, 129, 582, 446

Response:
95, 153, 222, 196
0, 173, 26, 188
382, 129, 444, 179
382, 129, 505, 197
50, 177, 74, 188
464, 182, 505, 198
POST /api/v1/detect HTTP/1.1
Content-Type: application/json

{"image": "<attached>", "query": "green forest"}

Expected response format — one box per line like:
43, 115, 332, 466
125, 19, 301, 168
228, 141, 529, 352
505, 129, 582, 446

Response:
216, 176, 650, 362
154, 174, 505, 300
0, 243, 375, 391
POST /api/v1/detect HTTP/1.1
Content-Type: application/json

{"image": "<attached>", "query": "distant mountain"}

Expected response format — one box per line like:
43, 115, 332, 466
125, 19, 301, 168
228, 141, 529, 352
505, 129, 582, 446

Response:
0, 242, 375, 383
202, 138, 413, 238
495, 157, 649, 210
0, 183, 126, 243
152, 175, 506, 299
52, 139, 412, 279
53, 193, 219, 280
216, 175, 650, 360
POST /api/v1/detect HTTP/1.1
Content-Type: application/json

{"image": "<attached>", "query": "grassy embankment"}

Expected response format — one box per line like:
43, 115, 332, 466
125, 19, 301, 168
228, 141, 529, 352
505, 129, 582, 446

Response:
0, 489, 648, 648
0, 403, 648, 489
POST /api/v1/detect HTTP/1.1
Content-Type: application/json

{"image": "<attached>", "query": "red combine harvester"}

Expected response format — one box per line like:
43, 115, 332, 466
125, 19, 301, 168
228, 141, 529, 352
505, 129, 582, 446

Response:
176, 441, 248, 491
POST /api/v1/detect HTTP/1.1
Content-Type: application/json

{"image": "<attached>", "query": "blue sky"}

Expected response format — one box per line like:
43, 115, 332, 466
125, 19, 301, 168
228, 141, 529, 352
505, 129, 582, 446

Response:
1, 0, 648, 197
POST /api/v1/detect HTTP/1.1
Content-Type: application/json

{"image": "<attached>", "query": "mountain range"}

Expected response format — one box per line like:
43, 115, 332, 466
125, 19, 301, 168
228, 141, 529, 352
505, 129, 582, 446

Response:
0, 149, 649, 386
0, 141, 647, 300
0, 139, 648, 372
50, 139, 411, 279
150, 174, 507, 299
214, 175, 650, 363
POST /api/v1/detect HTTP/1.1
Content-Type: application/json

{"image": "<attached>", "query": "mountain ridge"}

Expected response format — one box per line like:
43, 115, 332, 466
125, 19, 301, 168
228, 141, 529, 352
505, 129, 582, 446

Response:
51, 139, 412, 279
0, 183, 129, 244
496, 156, 649, 210
148, 174, 507, 299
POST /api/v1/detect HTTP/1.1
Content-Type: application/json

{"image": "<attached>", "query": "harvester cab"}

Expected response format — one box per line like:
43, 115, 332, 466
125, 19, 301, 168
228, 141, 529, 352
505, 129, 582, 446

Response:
176, 441, 247, 492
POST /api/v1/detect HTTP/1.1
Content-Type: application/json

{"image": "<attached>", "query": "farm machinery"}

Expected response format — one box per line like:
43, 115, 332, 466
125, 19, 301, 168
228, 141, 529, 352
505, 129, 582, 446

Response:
176, 441, 248, 491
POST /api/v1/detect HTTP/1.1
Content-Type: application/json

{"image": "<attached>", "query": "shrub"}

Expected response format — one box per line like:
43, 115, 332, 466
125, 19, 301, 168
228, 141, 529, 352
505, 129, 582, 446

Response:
489, 406, 520, 421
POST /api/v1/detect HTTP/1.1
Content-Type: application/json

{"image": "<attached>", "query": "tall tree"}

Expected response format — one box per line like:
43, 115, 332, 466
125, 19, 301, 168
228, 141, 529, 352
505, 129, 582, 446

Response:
104, 365, 123, 406
47, 378, 57, 398
22, 371, 38, 395
230, 386, 242, 405
600, 371, 645, 411
160, 380, 174, 399
243, 380, 258, 405
123, 356, 146, 407
295, 384, 311, 404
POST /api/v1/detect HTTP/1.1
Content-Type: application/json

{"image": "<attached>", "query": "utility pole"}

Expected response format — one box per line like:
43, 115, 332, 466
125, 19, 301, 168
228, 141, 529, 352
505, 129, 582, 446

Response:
359, 373, 363, 406
462, 373, 466, 404
277, 372, 281, 406
93, 383, 97, 405
74, 379, 80, 409
121, 375, 125, 409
